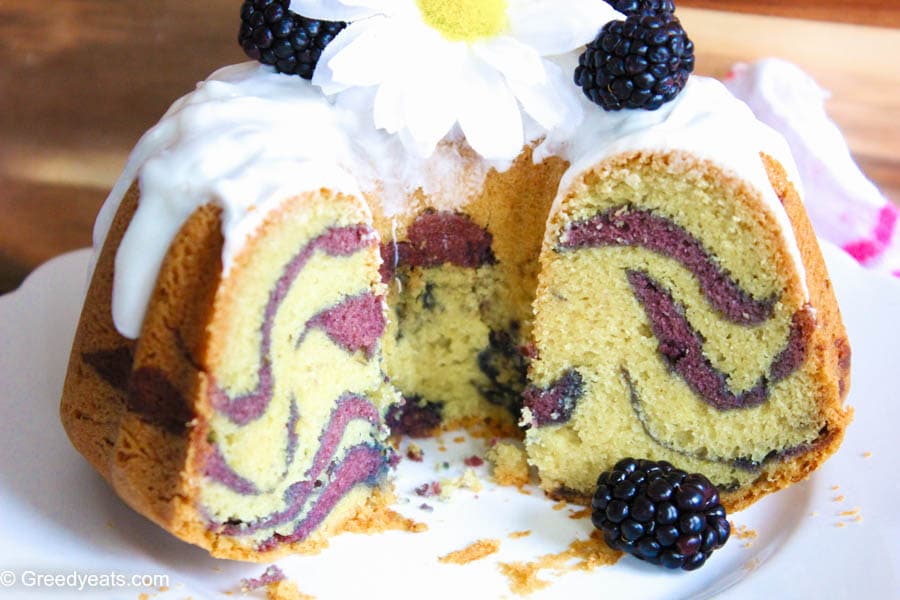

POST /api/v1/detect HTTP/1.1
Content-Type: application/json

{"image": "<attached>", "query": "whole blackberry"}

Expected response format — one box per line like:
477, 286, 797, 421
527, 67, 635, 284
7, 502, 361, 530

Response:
591, 458, 730, 571
239, 0, 347, 79
575, 13, 694, 111
605, 0, 676, 17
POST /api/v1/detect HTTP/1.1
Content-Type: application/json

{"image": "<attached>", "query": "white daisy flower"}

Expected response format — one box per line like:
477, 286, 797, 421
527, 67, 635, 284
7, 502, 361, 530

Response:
291, 0, 622, 160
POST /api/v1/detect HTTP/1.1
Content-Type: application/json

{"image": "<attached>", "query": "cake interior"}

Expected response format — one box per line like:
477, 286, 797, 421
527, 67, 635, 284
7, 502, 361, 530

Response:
197, 192, 396, 551
525, 152, 825, 495
376, 152, 569, 435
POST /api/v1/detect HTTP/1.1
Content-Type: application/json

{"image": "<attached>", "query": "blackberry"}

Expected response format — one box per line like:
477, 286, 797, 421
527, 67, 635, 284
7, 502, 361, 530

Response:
575, 13, 694, 111
239, 0, 347, 79
604, 0, 676, 17
591, 458, 730, 571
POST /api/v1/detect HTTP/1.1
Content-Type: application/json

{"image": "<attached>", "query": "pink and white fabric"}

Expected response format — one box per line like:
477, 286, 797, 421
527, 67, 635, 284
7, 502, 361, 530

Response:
724, 58, 900, 278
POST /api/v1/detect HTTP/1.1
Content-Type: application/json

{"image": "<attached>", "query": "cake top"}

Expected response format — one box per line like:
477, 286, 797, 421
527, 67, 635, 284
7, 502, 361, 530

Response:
292, 0, 622, 160
95, 1, 807, 339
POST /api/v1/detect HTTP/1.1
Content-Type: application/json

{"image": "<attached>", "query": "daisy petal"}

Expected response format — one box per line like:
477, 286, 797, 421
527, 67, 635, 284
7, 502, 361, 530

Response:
325, 18, 403, 88
457, 57, 524, 161
312, 20, 371, 93
472, 37, 545, 86
376, 26, 464, 155
400, 71, 461, 156
290, 0, 384, 21
508, 60, 583, 131
507, 0, 623, 56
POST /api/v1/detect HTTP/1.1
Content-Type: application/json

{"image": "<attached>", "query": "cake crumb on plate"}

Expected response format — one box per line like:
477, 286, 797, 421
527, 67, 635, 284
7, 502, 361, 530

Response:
439, 468, 484, 499
406, 443, 424, 462
340, 490, 427, 534
265, 580, 314, 600
488, 441, 530, 487
498, 531, 621, 596
464, 455, 485, 467
439, 539, 501, 565
238, 565, 315, 600
241, 566, 285, 593
732, 523, 758, 542
568, 507, 591, 519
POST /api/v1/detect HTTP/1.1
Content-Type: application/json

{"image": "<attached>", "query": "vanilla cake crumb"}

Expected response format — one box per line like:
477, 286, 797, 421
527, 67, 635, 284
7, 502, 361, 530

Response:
732, 523, 758, 548
439, 468, 483, 500
488, 441, 530, 487
498, 531, 621, 596
568, 507, 591, 519
406, 442, 424, 462
268, 580, 315, 600
439, 539, 501, 565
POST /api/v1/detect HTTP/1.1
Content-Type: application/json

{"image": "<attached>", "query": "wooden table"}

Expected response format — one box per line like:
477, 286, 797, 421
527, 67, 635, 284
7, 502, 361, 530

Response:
1, 1, 899, 293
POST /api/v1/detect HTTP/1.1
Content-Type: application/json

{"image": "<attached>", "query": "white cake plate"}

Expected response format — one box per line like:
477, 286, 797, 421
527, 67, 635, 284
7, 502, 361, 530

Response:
0, 242, 897, 599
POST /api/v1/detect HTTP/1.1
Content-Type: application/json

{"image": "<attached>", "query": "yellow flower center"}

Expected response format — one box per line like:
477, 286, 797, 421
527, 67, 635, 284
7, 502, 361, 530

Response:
416, 0, 508, 42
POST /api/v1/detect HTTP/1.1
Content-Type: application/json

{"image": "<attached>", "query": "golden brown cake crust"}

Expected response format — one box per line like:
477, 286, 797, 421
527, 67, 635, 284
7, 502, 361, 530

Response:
720, 155, 853, 512
60, 186, 139, 482
60, 182, 229, 554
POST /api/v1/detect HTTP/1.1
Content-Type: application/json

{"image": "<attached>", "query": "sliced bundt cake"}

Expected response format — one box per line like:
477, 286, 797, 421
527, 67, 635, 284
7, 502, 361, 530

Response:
524, 80, 852, 511
61, 181, 398, 561
60, 0, 853, 563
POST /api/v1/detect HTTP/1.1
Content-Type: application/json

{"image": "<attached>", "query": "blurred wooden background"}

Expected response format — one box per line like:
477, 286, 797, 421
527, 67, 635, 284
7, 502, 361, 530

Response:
1, 1, 899, 293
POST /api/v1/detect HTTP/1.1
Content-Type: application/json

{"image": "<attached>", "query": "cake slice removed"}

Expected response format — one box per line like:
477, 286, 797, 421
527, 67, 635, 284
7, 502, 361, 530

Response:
60, 184, 398, 560
524, 151, 852, 511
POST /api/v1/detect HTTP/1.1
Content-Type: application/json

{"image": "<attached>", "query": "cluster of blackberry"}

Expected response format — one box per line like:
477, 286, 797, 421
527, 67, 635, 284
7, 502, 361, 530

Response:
239, 0, 345, 79
592, 458, 731, 571
577, 0, 694, 110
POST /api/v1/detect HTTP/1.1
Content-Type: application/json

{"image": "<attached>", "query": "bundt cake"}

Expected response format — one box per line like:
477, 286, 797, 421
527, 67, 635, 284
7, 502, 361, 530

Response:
60, 0, 851, 562
523, 80, 852, 510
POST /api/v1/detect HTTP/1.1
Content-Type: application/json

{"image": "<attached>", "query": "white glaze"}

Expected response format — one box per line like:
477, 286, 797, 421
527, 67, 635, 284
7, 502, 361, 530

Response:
95, 63, 501, 338
538, 76, 809, 297
96, 62, 808, 339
